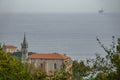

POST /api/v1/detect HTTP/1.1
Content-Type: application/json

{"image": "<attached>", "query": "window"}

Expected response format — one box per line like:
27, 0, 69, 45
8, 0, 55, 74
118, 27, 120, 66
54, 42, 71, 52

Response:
40, 63, 43, 68
54, 63, 57, 69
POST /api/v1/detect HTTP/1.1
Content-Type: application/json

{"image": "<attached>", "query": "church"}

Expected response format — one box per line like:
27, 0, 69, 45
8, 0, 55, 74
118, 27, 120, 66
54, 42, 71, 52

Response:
21, 34, 72, 76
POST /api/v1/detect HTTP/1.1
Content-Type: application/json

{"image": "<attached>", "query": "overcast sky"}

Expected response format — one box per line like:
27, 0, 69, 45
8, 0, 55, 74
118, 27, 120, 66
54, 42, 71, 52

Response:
0, 0, 120, 13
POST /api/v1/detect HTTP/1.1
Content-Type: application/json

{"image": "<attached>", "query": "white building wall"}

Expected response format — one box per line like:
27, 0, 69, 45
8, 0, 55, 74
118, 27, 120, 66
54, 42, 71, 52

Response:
4, 48, 17, 53
29, 58, 64, 74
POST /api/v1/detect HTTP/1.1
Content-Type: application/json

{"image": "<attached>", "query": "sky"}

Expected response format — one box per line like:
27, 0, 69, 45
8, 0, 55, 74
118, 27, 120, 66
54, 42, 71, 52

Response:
0, 0, 120, 13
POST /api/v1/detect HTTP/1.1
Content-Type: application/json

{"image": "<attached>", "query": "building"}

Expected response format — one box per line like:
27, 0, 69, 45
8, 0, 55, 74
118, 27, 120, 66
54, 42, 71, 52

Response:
21, 33, 72, 76
28, 53, 72, 75
3, 44, 18, 53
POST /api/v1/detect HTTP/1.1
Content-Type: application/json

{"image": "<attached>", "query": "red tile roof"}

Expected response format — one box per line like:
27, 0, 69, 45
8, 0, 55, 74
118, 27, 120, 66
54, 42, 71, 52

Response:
5, 45, 17, 49
28, 53, 70, 60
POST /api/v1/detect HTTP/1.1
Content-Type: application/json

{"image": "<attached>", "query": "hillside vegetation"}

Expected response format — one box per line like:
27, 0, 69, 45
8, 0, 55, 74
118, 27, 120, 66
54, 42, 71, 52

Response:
0, 37, 120, 80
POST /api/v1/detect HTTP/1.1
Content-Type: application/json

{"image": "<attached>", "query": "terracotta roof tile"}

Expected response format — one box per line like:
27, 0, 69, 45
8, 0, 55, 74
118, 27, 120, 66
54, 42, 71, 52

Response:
5, 45, 17, 49
28, 53, 70, 60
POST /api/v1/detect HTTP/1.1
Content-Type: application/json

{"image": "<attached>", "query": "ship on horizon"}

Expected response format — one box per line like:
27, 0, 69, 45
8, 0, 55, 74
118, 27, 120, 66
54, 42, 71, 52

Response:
99, 8, 104, 14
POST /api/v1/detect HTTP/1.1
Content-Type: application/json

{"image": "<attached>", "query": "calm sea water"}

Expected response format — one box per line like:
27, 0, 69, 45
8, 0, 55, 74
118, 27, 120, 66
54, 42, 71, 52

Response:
0, 13, 120, 60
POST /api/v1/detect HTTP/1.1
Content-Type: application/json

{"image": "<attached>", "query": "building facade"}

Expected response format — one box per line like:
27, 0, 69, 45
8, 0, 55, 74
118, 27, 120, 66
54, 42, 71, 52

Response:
3, 44, 17, 53
28, 53, 72, 75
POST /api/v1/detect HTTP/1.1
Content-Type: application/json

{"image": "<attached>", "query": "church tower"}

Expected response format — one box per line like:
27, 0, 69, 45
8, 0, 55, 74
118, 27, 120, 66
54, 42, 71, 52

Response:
21, 33, 28, 63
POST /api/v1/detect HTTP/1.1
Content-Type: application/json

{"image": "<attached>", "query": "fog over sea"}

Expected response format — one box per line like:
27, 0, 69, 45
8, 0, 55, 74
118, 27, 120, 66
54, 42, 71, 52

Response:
0, 13, 120, 60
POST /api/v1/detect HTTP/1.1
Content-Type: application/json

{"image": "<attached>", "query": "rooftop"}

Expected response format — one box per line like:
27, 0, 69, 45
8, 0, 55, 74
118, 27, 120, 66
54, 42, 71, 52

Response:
28, 53, 70, 60
4, 45, 17, 49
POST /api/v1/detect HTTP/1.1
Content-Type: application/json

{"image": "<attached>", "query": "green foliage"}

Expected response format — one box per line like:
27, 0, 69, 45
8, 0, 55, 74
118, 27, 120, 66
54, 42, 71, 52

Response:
53, 64, 70, 80
88, 37, 120, 80
33, 70, 47, 80
0, 48, 33, 80
12, 52, 22, 60
72, 60, 90, 80
1, 37, 120, 80
95, 72, 108, 80
12, 52, 35, 60
71, 37, 120, 80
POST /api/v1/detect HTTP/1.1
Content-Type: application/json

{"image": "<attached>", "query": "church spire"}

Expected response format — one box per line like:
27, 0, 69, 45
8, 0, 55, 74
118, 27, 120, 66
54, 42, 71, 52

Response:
23, 32, 26, 43
22, 33, 28, 48
21, 33, 28, 63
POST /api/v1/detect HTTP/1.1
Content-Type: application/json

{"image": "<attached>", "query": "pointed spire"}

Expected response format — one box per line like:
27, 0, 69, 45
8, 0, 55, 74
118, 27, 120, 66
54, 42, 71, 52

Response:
22, 32, 28, 48
21, 33, 28, 63
23, 32, 27, 44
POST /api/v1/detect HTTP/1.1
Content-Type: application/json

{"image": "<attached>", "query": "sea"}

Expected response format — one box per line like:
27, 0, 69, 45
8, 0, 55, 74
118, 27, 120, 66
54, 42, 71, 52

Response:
0, 13, 120, 61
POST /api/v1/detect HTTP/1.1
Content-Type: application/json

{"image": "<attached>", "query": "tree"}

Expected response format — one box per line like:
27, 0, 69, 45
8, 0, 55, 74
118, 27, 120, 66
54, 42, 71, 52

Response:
0, 47, 33, 80
33, 70, 47, 80
87, 37, 120, 80
53, 64, 70, 80
72, 60, 90, 80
